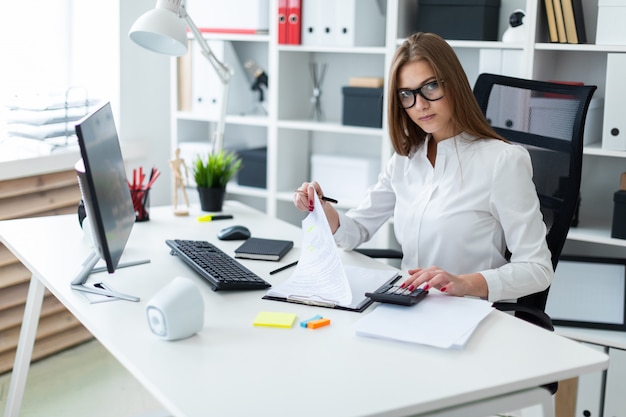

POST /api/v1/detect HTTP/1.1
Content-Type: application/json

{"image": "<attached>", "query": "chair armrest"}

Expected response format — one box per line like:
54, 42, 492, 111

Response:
492, 302, 554, 331
354, 248, 403, 259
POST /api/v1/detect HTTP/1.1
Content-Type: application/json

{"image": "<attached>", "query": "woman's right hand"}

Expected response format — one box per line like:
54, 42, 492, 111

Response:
293, 181, 324, 212
293, 181, 341, 233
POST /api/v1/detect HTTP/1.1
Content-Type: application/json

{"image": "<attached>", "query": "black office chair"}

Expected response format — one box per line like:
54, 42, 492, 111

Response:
472, 73, 596, 334
358, 73, 596, 333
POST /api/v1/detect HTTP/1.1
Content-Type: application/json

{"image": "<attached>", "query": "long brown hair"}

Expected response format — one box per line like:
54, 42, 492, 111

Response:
388, 32, 506, 156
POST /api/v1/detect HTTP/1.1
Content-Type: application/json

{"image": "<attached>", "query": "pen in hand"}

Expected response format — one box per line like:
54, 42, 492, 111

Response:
294, 189, 338, 204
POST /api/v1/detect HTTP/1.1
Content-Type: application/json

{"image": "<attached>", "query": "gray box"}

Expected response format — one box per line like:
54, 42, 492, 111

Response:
416, 0, 501, 41
342, 87, 383, 128
237, 147, 267, 188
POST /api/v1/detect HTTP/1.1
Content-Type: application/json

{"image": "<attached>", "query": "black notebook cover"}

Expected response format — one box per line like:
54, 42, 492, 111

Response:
234, 237, 294, 261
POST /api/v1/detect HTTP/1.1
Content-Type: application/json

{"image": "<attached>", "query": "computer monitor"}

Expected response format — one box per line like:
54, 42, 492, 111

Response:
71, 102, 141, 302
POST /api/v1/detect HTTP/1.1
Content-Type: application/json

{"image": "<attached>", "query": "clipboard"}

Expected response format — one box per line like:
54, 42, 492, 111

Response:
262, 272, 400, 313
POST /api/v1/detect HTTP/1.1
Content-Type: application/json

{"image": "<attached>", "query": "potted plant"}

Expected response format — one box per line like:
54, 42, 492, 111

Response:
193, 150, 242, 212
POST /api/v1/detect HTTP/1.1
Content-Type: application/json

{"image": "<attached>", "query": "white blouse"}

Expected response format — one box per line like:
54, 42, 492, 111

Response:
333, 133, 553, 302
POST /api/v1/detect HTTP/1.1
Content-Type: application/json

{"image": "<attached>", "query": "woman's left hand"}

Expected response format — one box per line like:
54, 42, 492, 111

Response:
402, 266, 463, 296
401, 267, 489, 298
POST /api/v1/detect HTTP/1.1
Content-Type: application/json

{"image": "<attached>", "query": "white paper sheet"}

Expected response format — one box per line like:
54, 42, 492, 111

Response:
354, 292, 494, 349
266, 192, 397, 309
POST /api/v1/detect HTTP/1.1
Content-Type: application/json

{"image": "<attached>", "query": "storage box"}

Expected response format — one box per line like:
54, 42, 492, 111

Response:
416, 0, 501, 41
342, 87, 383, 128
311, 154, 380, 201
186, 0, 269, 33
612, 190, 626, 239
237, 147, 267, 188
597, 0, 626, 45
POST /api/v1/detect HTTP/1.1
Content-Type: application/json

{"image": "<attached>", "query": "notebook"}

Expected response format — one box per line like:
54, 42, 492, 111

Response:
234, 237, 294, 261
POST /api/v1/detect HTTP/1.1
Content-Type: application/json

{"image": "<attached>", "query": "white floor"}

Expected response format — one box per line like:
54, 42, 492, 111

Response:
0, 340, 167, 417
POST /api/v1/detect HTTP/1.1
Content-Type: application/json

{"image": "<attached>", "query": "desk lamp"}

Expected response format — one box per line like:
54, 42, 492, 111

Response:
129, 0, 232, 153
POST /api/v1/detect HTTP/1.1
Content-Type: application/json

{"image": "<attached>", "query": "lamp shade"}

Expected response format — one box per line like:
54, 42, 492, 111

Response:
129, 2, 188, 56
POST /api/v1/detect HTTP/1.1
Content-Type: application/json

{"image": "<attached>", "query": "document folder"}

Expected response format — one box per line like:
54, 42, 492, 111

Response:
263, 268, 400, 313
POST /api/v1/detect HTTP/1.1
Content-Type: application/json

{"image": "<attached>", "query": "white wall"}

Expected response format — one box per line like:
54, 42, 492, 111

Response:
119, 0, 173, 206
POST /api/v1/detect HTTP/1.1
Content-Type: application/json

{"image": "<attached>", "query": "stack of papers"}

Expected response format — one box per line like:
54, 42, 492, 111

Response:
354, 293, 493, 349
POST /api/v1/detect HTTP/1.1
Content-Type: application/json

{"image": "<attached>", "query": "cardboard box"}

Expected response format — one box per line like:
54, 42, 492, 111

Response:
597, 0, 626, 45
311, 154, 380, 201
237, 147, 267, 188
342, 87, 383, 128
416, 0, 501, 41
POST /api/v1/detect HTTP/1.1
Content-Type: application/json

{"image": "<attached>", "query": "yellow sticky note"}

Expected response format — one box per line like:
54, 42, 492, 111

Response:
253, 312, 297, 328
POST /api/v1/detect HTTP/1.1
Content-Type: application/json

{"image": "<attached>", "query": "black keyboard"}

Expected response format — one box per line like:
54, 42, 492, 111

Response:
165, 239, 271, 291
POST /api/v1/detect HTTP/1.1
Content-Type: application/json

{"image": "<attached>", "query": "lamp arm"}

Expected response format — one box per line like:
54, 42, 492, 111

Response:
179, 5, 233, 85
179, 4, 231, 153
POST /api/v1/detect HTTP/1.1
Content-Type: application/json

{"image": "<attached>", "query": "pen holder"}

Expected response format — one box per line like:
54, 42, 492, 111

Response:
130, 189, 150, 222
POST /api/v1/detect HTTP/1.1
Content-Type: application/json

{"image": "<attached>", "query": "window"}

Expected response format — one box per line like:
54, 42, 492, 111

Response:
0, 0, 118, 156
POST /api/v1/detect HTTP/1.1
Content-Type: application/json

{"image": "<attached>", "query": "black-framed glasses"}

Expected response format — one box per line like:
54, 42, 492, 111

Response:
398, 80, 444, 109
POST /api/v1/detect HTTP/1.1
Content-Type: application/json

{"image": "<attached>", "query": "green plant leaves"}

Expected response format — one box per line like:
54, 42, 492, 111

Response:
193, 150, 242, 188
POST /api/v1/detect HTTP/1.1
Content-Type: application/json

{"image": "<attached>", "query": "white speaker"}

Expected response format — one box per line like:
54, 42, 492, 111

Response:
146, 276, 205, 341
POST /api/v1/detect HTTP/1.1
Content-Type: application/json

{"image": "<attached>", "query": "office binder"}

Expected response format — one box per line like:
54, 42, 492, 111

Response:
286, 0, 301, 45
190, 40, 254, 119
301, 0, 385, 47
561, 0, 579, 43
552, 0, 568, 43
560, 0, 585, 44
570, 0, 587, 44
544, 0, 559, 42
301, 0, 320, 46
334, 0, 386, 47
602, 54, 626, 150
278, 0, 288, 44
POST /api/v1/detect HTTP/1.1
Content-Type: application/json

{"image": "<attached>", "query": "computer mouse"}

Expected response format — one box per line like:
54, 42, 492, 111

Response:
217, 225, 251, 241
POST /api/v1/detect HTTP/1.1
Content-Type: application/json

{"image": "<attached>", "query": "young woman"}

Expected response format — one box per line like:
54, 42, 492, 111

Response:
293, 32, 553, 302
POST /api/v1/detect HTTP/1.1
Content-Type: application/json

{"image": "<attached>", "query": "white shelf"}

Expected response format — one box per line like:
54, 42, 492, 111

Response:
189, 32, 270, 43
535, 43, 626, 53
584, 142, 626, 158
567, 225, 626, 247
278, 45, 386, 55
277, 119, 383, 136
557, 326, 626, 350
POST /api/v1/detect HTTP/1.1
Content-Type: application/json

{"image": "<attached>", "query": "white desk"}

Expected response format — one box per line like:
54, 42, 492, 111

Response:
1, 202, 609, 417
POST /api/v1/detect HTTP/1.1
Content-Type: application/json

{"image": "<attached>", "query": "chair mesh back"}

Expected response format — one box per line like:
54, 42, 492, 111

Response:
473, 74, 596, 311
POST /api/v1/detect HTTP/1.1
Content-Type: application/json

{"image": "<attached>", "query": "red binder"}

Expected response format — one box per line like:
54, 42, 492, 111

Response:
278, 0, 288, 44
287, 0, 301, 45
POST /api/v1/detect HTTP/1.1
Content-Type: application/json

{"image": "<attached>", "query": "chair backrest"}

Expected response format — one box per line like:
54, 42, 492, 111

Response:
473, 73, 597, 320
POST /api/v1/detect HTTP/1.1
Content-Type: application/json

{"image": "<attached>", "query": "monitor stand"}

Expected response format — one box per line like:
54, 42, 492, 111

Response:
70, 251, 148, 302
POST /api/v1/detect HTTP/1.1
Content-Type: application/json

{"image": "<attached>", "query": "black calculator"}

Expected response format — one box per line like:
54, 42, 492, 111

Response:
365, 283, 429, 306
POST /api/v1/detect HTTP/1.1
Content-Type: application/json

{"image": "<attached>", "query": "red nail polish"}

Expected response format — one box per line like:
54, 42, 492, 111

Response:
423, 284, 429, 291
408, 285, 414, 291
440, 287, 447, 292
399, 282, 406, 288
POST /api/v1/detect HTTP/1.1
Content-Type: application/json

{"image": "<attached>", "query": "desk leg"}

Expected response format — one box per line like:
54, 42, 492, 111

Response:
3, 275, 45, 417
